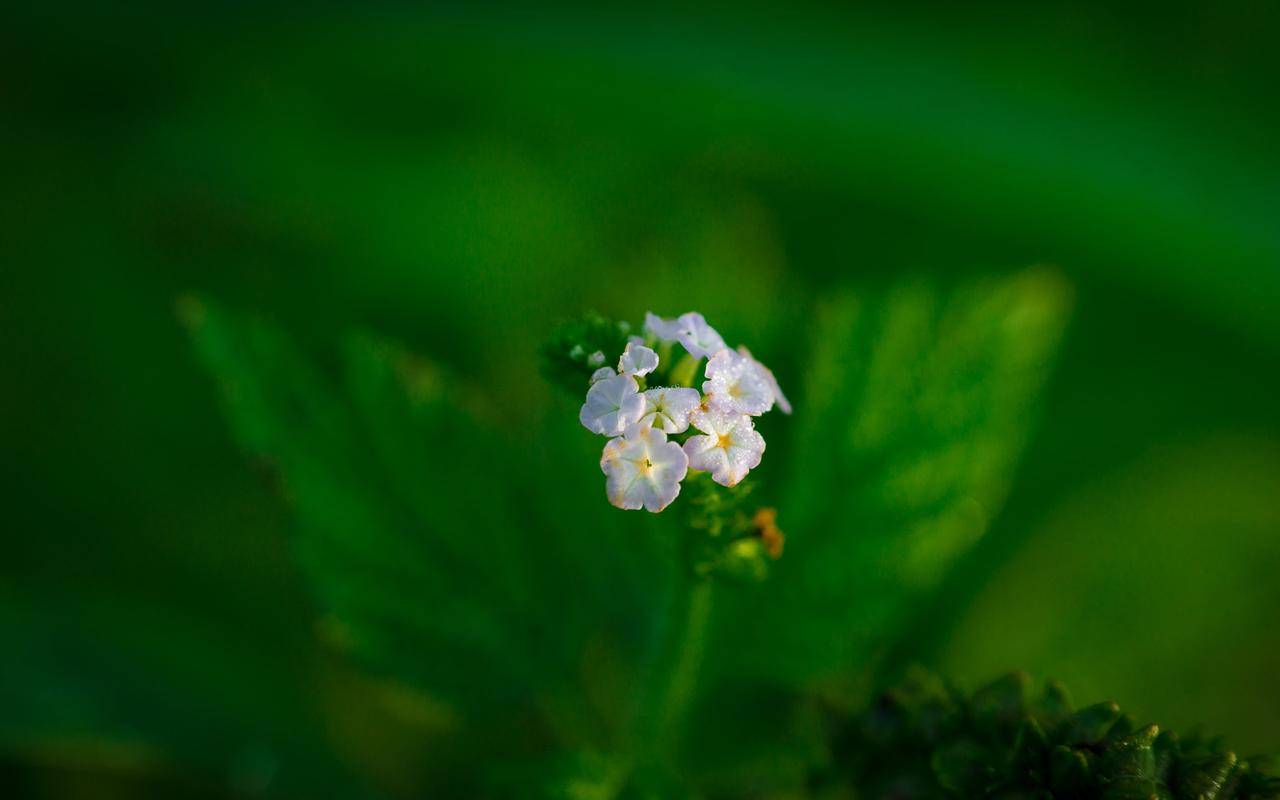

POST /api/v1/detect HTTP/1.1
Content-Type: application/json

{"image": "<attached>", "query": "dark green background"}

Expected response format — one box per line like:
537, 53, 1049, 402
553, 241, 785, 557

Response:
3, 2, 1278, 796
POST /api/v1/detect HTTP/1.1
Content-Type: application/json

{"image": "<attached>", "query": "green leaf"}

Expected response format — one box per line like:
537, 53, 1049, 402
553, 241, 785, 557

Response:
711, 268, 1073, 685
183, 297, 548, 716
184, 297, 681, 784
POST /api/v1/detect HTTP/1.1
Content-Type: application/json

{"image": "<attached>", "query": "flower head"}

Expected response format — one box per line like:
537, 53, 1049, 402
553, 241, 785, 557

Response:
683, 408, 765, 487
639, 386, 701, 434
645, 311, 727, 360
556, 309, 787, 517
703, 348, 774, 416
600, 424, 689, 512
580, 373, 645, 435
618, 340, 659, 377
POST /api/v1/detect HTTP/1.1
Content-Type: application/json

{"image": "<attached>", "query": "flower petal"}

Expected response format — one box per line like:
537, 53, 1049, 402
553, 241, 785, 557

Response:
674, 312, 727, 360
601, 423, 689, 512
640, 386, 702, 433
579, 373, 645, 435
645, 311, 727, 360
644, 312, 685, 342
618, 341, 659, 377
737, 345, 790, 414
703, 348, 774, 416
682, 412, 764, 486
689, 404, 730, 435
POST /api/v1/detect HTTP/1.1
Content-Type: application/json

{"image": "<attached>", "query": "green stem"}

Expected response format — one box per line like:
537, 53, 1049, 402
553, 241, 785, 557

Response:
653, 577, 712, 746
633, 569, 714, 770
669, 353, 701, 389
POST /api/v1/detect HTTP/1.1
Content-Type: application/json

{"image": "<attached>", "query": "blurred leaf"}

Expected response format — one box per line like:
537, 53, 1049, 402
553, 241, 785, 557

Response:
183, 297, 550, 716
484, 749, 631, 800
712, 268, 1073, 686
183, 295, 689, 793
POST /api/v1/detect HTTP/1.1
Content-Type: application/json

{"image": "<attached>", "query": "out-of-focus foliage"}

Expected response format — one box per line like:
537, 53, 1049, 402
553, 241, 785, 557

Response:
182, 299, 675, 793
715, 269, 1071, 685
3, 0, 1280, 797
181, 270, 1068, 795
184, 299, 536, 711
819, 669, 1280, 799
940, 436, 1280, 755
677, 270, 1072, 794
541, 312, 636, 393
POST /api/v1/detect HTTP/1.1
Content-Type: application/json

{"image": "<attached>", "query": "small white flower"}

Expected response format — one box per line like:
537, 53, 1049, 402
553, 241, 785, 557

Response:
644, 311, 727, 360
639, 386, 701, 433
736, 345, 791, 415
644, 312, 685, 342
589, 366, 616, 384
600, 424, 689, 512
586, 350, 607, 368
703, 348, 774, 416
580, 373, 645, 435
683, 408, 765, 487
618, 341, 659, 377
676, 313, 727, 359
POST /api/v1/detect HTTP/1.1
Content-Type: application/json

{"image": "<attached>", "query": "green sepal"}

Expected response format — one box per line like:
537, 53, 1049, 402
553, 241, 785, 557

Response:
1099, 725, 1160, 799
1062, 701, 1124, 747
1049, 745, 1093, 796
541, 311, 633, 394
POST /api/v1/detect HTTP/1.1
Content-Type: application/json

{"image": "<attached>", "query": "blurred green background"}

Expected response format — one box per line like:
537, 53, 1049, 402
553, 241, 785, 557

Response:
3, 2, 1279, 797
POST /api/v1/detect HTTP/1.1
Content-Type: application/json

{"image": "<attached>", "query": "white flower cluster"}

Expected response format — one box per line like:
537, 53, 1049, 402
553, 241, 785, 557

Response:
579, 312, 790, 513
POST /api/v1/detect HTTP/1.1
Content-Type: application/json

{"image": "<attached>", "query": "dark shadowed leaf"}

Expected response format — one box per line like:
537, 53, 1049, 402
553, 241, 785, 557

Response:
184, 298, 549, 715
